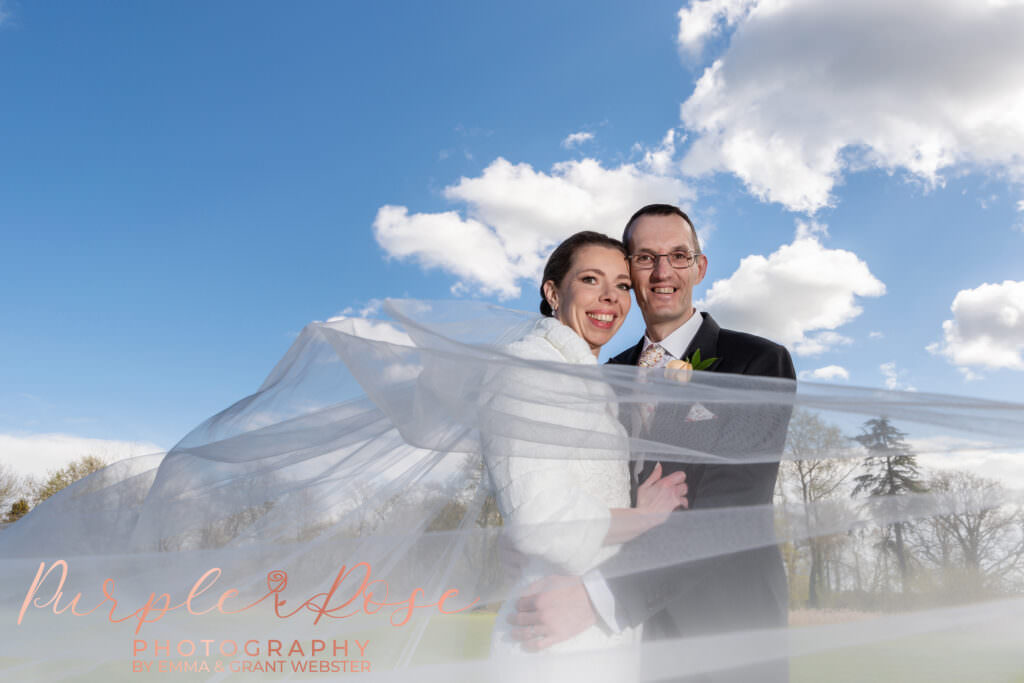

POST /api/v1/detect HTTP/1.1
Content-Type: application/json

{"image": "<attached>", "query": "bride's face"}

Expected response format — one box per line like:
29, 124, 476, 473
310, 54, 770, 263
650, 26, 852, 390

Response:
544, 244, 632, 356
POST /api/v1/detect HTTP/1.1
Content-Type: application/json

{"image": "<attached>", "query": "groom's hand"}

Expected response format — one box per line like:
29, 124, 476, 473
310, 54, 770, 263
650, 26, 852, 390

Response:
508, 575, 596, 651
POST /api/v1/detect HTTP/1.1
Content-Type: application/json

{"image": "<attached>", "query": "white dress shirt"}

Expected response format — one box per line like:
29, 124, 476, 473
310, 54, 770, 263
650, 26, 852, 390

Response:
639, 308, 704, 365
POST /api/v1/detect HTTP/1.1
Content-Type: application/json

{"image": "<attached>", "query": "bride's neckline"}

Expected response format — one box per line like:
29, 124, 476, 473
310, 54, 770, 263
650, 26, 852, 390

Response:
533, 316, 598, 365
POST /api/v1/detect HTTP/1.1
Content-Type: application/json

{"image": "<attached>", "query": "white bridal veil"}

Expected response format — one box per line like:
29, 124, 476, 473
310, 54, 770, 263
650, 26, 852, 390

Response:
2, 299, 1023, 682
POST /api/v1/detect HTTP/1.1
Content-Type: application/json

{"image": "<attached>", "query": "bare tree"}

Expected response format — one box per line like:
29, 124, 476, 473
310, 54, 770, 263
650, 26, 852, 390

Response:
1, 462, 28, 524
910, 469, 1024, 599
780, 411, 858, 607
32, 455, 107, 505
0, 462, 22, 508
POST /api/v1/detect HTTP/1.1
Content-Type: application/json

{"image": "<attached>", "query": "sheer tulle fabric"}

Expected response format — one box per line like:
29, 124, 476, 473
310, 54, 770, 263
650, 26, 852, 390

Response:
2, 300, 1023, 681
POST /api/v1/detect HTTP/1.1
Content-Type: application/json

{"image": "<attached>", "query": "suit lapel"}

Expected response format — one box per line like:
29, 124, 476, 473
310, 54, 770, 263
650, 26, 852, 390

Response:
613, 338, 645, 366
682, 313, 722, 372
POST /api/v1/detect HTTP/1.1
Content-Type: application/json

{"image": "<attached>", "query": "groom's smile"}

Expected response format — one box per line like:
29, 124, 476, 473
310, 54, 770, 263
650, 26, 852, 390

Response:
647, 286, 680, 310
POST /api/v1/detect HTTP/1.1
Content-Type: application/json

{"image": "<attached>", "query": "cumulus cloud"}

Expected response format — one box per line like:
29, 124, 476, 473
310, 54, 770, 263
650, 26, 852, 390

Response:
636, 129, 683, 176
927, 280, 1024, 377
0, 433, 164, 480
374, 206, 525, 298
912, 435, 1024, 490
324, 315, 414, 347
373, 137, 694, 298
677, 0, 757, 56
699, 223, 885, 354
880, 362, 916, 391
335, 299, 384, 319
794, 218, 828, 241
798, 365, 850, 381
678, 0, 1024, 213
562, 131, 595, 148
794, 331, 852, 356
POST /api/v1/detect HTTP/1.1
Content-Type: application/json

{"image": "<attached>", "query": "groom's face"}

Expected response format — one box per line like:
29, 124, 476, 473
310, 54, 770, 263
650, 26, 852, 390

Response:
628, 213, 707, 338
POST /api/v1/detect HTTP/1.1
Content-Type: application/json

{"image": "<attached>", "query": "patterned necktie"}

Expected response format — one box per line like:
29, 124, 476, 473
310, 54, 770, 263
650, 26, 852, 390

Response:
633, 343, 665, 486
638, 343, 665, 368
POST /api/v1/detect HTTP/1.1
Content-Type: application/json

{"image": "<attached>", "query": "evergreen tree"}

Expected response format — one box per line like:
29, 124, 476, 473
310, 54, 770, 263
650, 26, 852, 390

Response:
851, 417, 927, 593
5, 498, 29, 523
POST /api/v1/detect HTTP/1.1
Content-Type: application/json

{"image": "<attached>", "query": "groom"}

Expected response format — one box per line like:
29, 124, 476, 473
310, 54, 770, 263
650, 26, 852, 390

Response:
514, 204, 795, 681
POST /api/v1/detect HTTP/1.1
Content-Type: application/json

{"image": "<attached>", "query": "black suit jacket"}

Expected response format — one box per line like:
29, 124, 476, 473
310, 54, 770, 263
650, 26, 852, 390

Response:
606, 313, 795, 660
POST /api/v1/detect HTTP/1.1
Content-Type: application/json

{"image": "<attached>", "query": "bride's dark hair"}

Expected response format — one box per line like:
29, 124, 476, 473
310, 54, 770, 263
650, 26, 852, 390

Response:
539, 231, 628, 317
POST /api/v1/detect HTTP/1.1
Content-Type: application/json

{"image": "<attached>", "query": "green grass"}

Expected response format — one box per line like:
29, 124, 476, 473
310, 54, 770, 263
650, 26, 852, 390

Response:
6, 612, 1024, 682
791, 626, 1024, 682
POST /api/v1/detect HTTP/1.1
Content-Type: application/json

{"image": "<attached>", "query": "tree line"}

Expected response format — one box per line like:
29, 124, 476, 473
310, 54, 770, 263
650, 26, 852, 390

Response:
777, 413, 1024, 610
0, 455, 107, 525
5, 416, 1023, 615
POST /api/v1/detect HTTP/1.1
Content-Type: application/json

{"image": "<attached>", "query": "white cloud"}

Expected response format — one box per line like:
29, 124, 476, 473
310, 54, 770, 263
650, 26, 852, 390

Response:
374, 206, 526, 298
562, 131, 595, 148
383, 363, 422, 383
373, 139, 694, 299
1017, 200, 1024, 212
911, 435, 1024, 490
699, 224, 885, 354
335, 299, 384, 319
677, 0, 757, 56
0, 433, 163, 480
927, 280, 1024, 375
678, 0, 1024, 213
640, 129, 682, 176
880, 361, 916, 391
798, 365, 850, 381
323, 316, 414, 347
794, 218, 828, 241
794, 331, 852, 356
869, 331, 885, 340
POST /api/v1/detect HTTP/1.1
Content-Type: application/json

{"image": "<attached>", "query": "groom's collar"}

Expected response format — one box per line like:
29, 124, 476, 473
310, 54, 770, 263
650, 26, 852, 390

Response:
642, 309, 704, 360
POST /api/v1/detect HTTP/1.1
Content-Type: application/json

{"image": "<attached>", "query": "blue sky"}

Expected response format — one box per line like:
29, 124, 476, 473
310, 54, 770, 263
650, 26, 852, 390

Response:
2, 0, 1022, 477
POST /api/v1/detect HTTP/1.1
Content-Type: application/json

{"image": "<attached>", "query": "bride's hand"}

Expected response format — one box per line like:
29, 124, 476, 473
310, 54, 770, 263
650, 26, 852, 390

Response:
604, 463, 688, 545
636, 462, 688, 524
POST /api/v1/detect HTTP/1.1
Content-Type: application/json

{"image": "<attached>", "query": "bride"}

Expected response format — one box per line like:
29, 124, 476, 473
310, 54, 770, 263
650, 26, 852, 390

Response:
484, 231, 687, 679
0, 232, 684, 681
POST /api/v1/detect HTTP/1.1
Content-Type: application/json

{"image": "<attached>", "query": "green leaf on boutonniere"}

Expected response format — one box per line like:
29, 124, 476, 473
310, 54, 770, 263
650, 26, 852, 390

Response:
686, 348, 719, 370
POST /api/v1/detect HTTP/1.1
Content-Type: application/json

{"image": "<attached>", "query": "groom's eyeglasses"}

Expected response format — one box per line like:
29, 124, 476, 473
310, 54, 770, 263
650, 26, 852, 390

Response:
628, 251, 702, 269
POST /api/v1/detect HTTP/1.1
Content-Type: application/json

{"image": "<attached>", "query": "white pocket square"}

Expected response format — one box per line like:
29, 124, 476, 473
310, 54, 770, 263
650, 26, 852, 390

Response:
685, 402, 715, 422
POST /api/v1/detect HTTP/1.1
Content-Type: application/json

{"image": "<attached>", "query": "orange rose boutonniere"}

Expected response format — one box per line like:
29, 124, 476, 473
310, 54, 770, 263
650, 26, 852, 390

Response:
664, 349, 718, 382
